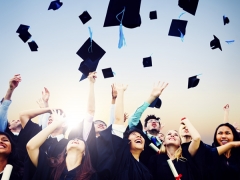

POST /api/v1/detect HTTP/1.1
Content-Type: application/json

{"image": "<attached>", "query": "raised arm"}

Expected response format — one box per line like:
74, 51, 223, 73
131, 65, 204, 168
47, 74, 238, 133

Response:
26, 110, 65, 167
0, 74, 21, 131
114, 84, 128, 125
216, 141, 240, 155
37, 87, 50, 129
109, 84, 117, 125
19, 108, 51, 128
128, 81, 168, 128
82, 72, 96, 140
181, 118, 201, 156
223, 104, 229, 123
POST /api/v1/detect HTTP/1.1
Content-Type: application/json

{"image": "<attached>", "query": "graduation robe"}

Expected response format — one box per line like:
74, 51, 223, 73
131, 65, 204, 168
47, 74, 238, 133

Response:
87, 123, 153, 180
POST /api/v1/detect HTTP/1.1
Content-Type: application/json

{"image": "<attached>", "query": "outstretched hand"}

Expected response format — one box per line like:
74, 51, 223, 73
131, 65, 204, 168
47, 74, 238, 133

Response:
111, 84, 117, 99
150, 81, 168, 98
88, 72, 97, 83
51, 109, 66, 124
9, 74, 21, 90
42, 87, 50, 103
223, 104, 229, 110
124, 113, 129, 122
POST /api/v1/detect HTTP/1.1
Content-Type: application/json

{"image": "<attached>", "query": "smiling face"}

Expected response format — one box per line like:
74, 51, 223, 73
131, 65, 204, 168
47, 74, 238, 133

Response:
0, 134, 12, 156
94, 120, 107, 133
66, 138, 85, 153
216, 126, 234, 146
128, 131, 145, 151
164, 130, 181, 147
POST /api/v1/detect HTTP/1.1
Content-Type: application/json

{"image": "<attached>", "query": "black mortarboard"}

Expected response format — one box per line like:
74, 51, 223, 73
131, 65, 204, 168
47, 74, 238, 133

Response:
48, 0, 63, 11
28, 41, 38, 51
18, 31, 32, 43
223, 15, 230, 25
79, 11, 92, 24
178, 0, 199, 16
103, 0, 142, 28
16, 24, 30, 34
102, 68, 114, 78
149, 11, 157, 20
16, 24, 31, 43
210, 35, 222, 51
188, 75, 200, 89
76, 38, 106, 62
143, 57, 152, 67
168, 19, 187, 37
149, 98, 162, 109
78, 59, 100, 81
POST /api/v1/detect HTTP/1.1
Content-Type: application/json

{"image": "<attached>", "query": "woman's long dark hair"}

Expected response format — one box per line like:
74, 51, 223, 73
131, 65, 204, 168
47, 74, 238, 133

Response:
213, 123, 240, 156
0, 132, 24, 179
49, 139, 95, 180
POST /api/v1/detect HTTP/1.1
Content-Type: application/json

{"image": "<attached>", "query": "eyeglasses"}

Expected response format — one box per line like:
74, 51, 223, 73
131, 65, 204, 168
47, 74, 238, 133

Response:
147, 119, 160, 123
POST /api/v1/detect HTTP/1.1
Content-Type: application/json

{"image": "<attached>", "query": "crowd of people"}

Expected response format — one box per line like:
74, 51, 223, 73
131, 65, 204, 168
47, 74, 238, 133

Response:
0, 73, 240, 180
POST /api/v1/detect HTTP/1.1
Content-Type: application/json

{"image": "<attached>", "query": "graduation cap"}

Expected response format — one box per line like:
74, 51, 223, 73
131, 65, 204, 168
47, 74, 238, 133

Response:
48, 0, 63, 11
143, 56, 152, 67
79, 11, 92, 24
149, 98, 162, 109
76, 37, 106, 62
178, 0, 199, 16
188, 75, 200, 89
102, 68, 114, 78
223, 15, 230, 25
210, 35, 222, 51
149, 11, 157, 20
16, 24, 30, 34
16, 24, 31, 43
28, 41, 38, 51
78, 59, 100, 81
103, 0, 142, 28
168, 19, 187, 38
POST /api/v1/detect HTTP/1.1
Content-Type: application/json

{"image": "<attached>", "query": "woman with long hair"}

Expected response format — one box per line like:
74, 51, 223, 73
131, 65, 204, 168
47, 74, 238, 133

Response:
0, 131, 23, 179
202, 123, 240, 180
26, 110, 95, 180
148, 118, 201, 180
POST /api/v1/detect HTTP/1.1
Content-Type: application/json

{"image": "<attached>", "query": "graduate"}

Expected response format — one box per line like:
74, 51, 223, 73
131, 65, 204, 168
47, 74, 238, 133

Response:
86, 83, 153, 180
195, 123, 240, 180
127, 81, 168, 167
26, 109, 95, 180
148, 118, 201, 180
0, 74, 22, 142
0, 132, 23, 180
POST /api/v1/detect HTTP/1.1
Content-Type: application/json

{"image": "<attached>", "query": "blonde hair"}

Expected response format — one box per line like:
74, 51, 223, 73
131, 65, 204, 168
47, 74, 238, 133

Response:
161, 130, 186, 161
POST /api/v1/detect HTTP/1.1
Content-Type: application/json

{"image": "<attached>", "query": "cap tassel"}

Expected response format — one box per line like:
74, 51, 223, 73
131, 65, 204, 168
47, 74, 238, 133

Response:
178, 29, 184, 42
225, 40, 234, 44
116, 7, 126, 49
178, 12, 185, 19
88, 27, 93, 53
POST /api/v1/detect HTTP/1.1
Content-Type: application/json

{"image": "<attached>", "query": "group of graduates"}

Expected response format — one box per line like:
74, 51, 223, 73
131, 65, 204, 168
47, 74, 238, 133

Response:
0, 73, 240, 180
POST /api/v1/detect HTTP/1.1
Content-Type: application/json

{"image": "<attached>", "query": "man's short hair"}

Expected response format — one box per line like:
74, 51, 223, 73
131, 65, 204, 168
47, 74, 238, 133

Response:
144, 115, 160, 127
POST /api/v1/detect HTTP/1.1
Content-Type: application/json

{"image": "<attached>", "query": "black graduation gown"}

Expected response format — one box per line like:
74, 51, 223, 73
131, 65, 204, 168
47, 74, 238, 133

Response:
193, 141, 240, 180
126, 121, 161, 167
31, 150, 80, 180
22, 120, 69, 180
148, 144, 196, 180
87, 123, 152, 180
